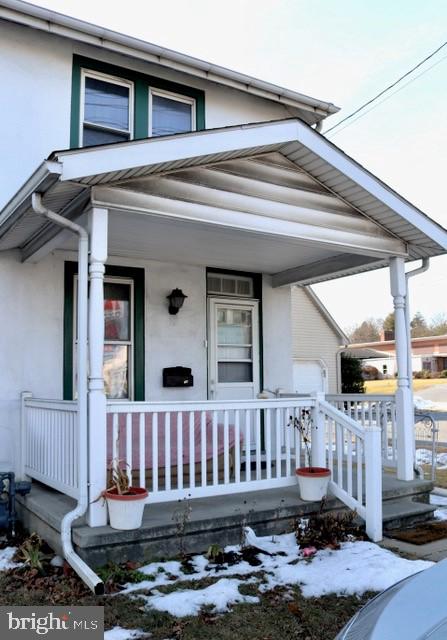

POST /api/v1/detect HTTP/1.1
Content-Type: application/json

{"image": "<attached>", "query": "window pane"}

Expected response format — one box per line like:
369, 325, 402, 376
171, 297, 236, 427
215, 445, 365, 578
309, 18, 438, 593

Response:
83, 126, 129, 147
104, 345, 128, 399
218, 346, 251, 360
104, 283, 130, 341
152, 94, 192, 136
218, 308, 252, 345
218, 362, 252, 383
84, 76, 130, 131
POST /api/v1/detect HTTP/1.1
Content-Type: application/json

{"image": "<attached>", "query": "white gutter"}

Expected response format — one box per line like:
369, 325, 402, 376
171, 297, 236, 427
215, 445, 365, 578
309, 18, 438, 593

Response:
0, 0, 338, 120
31, 193, 103, 595
405, 258, 430, 394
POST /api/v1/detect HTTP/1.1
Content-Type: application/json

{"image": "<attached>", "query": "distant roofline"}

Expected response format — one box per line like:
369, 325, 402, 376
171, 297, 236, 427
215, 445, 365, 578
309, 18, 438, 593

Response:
349, 334, 447, 349
0, 0, 339, 123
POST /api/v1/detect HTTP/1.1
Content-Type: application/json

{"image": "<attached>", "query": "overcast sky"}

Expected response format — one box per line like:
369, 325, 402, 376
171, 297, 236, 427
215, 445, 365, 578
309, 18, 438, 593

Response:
29, 0, 447, 332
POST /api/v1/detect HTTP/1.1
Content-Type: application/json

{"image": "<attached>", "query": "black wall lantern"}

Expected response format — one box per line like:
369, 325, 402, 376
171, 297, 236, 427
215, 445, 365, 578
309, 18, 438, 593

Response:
167, 288, 187, 315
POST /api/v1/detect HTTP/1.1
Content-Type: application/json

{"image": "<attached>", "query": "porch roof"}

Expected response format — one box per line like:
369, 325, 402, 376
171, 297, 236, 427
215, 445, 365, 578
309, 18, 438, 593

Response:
1, 119, 446, 285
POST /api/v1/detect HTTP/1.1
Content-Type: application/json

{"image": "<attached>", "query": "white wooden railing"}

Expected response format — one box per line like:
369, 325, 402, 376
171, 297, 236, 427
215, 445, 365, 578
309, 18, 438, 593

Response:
106, 398, 316, 503
21, 395, 79, 499
327, 394, 397, 468
317, 399, 382, 541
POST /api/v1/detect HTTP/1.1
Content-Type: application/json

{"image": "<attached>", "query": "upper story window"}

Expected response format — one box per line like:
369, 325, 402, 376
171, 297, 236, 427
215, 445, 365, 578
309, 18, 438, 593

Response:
149, 88, 196, 137
74, 58, 204, 149
81, 70, 133, 147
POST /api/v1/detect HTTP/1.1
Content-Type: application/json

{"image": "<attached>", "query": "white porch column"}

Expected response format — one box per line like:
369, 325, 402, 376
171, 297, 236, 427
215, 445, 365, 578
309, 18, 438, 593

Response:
87, 207, 108, 526
389, 257, 414, 481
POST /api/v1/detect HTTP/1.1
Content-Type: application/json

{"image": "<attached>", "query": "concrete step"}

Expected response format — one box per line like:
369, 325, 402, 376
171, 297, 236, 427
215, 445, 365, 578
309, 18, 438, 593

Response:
382, 477, 434, 502
382, 497, 436, 532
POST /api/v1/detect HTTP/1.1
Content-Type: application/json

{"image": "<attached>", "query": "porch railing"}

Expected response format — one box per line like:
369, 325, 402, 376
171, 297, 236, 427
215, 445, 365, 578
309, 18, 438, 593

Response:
106, 398, 316, 503
21, 396, 79, 499
318, 399, 382, 541
326, 394, 397, 469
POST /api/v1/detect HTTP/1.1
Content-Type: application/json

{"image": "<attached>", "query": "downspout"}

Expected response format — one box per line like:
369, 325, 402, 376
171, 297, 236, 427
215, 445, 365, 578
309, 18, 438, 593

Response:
31, 193, 104, 595
405, 258, 430, 477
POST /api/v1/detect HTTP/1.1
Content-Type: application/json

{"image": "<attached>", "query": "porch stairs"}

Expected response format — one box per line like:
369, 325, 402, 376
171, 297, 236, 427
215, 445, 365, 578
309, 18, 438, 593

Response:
16, 473, 435, 567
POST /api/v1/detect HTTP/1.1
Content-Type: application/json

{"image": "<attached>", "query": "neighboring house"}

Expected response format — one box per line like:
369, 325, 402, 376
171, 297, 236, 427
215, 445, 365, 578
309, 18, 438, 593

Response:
1, 0, 447, 586
291, 287, 348, 393
348, 335, 447, 377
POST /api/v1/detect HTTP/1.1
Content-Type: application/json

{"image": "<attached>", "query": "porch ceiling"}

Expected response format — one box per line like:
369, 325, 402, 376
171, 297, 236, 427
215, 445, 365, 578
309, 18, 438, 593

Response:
1, 119, 446, 285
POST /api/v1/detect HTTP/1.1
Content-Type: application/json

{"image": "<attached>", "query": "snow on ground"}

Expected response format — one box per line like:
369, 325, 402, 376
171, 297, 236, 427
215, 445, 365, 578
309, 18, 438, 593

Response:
415, 449, 447, 468
434, 510, 447, 521
430, 494, 447, 506
104, 627, 148, 640
414, 396, 447, 412
119, 528, 432, 617
0, 547, 21, 571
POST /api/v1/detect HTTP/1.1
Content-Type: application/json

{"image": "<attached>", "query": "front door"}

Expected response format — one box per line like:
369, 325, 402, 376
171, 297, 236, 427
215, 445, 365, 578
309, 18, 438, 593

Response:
208, 298, 260, 401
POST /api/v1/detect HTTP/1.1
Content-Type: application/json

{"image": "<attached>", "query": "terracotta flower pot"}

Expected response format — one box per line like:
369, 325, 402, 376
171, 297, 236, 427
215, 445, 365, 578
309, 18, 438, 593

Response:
104, 487, 148, 530
295, 467, 331, 501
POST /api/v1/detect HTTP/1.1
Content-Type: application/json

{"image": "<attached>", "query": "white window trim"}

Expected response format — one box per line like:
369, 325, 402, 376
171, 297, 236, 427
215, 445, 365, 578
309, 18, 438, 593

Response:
148, 86, 196, 137
73, 275, 135, 400
79, 68, 134, 147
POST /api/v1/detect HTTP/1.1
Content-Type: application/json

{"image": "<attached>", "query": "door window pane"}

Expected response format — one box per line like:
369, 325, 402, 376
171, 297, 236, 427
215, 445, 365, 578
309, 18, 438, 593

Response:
104, 282, 130, 341
84, 76, 130, 130
217, 308, 252, 345
151, 94, 193, 136
218, 362, 253, 383
218, 346, 251, 360
104, 345, 128, 399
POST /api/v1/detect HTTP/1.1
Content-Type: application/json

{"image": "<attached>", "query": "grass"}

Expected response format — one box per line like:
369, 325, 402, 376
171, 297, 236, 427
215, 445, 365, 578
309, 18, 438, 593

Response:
0, 570, 372, 640
365, 379, 447, 394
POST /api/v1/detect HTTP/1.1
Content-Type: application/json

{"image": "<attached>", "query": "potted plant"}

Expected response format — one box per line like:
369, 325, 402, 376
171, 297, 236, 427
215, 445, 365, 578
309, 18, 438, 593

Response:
290, 410, 331, 501
102, 461, 148, 530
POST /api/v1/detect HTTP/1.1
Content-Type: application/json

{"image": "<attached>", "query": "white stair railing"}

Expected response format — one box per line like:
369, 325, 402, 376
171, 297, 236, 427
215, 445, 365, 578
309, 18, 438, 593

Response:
316, 398, 382, 542
327, 394, 397, 469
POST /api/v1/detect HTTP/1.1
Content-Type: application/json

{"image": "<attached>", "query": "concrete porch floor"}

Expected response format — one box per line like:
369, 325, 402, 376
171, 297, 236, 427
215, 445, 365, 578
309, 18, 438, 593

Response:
16, 472, 435, 567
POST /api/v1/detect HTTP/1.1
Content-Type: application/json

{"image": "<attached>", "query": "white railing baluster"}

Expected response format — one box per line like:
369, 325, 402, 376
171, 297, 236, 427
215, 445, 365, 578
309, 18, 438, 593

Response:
201, 410, 207, 487
152, 412, 158, 493
126, 413, 132, 485
265, 408, 272, 480
357, 436, 363, 507
112, 413, 118, 465
165, 412, 171, 491
328, 418, 334, 474
139, 413, 145, 489
189, 411, 195, 489
245, 409, 251, 482
212, 411, 218, 485
224, 410, 230, 484
285, 407, 291, 477
275, 408, 281, 478
177, 412, 183, 490
234, 410, 241, 484
347, 432, 353, 496
255, 409, 261, 480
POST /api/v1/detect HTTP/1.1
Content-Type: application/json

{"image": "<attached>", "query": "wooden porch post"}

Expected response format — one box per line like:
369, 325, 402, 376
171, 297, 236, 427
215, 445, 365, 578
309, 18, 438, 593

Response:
86, 207, 108, 526
389, 257, 414, 481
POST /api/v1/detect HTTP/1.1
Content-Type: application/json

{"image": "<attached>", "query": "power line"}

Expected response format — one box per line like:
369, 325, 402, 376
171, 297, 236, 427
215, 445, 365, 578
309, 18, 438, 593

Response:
324, 39, 447, 135
327, 52, 447, 138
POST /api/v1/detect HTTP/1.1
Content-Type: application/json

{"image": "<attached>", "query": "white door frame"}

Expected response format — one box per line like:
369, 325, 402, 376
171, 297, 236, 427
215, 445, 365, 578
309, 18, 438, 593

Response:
207, 297, 260, 400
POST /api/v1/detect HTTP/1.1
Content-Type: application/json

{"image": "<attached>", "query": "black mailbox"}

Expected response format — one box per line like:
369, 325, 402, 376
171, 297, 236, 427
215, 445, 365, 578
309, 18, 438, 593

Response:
163, 366, 194, 388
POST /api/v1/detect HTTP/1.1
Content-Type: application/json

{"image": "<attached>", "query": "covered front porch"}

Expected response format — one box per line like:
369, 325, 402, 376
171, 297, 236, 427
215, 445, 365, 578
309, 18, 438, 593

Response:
3, 119, 446, 560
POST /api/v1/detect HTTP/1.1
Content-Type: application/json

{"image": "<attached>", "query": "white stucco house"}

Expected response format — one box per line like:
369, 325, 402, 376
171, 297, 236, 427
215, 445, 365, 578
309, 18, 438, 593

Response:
291, 286, 348, 394
1, 0, 447, 590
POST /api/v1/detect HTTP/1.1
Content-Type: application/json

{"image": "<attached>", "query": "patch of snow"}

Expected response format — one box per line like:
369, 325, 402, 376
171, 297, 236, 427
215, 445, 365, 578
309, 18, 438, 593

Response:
50, 555, 64, 568
434, 510, 447, 521
104, 627, 148, 640
430, 494, 447, 506
120, 527, 432, 617
143, 578, 258, 617
260, 541, 432, 598
0, 547, 21, 571
415, 449, 447, 469
414, 396, 447, 412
